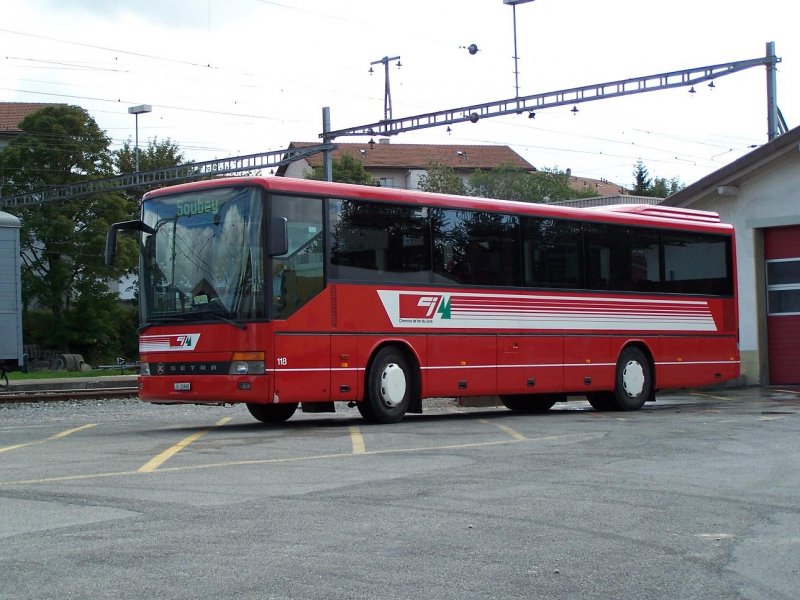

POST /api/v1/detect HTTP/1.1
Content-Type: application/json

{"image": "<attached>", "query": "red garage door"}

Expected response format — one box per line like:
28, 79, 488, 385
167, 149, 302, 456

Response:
765, 226, 800, 384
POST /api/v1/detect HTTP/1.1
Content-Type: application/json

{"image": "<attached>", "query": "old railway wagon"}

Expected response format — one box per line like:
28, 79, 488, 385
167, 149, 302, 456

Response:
0, 211, 24, 381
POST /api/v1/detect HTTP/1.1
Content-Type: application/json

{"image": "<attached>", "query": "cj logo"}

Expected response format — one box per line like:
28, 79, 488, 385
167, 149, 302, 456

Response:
171, 335, 194, 348
416, 296, 440, 317
398, 294, 451, 320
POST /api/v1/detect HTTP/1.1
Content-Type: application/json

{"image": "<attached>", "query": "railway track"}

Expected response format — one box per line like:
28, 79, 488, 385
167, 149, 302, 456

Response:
0, 385, 139, 403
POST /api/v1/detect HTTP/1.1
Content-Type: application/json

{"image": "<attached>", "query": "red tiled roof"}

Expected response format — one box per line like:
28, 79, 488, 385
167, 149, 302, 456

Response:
287, 141, 536, 171
0, 102, 59, 133
568, 175, 628, 197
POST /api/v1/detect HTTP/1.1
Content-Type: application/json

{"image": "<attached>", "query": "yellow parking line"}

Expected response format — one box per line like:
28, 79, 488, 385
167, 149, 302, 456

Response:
1, 432, 605, 488
691, 392, 731, 401
138, 417, 231, 473
478, 419, 527, 441
0, 423, 97, 454
349, 426, 366, 454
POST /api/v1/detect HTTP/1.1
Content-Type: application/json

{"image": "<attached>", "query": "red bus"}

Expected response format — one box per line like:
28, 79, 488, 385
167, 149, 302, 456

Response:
107, 176, 739, 424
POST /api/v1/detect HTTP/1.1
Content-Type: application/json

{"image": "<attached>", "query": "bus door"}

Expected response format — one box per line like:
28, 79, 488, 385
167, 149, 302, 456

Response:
272, 333, 331, 403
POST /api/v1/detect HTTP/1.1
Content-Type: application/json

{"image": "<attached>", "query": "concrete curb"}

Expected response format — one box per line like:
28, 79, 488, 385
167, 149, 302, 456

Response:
5, 375, 138, 392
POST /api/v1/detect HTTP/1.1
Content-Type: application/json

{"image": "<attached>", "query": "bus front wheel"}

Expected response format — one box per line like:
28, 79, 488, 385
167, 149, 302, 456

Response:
359, 347, 414, 424
247, 402, 298, 424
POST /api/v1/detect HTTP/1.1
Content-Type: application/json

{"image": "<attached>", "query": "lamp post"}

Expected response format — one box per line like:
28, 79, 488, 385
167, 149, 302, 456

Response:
503, 0, 535, 98
128, 104, 152, 173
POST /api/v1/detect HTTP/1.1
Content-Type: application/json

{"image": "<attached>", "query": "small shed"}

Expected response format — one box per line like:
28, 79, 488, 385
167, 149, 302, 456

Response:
0, 210, 24, 373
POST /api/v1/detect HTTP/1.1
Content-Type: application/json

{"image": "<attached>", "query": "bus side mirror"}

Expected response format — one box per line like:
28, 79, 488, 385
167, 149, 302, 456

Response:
105, 228, 118, 266
269, 217, 288, 256
106, 220, 153, 266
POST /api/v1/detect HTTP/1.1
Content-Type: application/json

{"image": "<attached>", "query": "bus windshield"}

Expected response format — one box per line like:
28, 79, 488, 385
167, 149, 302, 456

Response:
140, 186, 265, 324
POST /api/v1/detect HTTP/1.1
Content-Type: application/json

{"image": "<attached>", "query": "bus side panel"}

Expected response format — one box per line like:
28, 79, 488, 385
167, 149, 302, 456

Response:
656, 334, 739, 390
331, 334, 359, 402
497, 335, 564, 394
273, 333, 330, 403
563, 335, 614, 392
426, 334, 497, 398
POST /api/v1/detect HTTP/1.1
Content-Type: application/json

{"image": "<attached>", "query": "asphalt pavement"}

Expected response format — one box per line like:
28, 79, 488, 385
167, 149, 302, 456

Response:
1, 385, 799, 599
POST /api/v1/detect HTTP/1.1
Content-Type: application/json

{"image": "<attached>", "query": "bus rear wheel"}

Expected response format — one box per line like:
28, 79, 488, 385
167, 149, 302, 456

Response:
359, 347, 415, 424
500, 394, 563, 413
590, 347, 652, 411
246, 402, 298, 424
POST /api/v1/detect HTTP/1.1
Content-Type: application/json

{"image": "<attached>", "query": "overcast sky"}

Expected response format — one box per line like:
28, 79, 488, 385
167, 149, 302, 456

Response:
2, 0, 797, 188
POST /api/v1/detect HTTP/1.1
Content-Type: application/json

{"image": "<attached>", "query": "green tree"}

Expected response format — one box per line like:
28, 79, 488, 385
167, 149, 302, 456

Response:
115, 137, 185, 175
0, 105, 138, 358
417, 160, 466, 195
306, 152, 374, 185
631, 160, 684, 197
468, 164, 596, 203
631, 159, 652, 195
651, 176, 684, 198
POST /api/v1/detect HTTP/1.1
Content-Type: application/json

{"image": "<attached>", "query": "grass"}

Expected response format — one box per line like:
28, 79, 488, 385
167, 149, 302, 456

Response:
6, 369, 138, 380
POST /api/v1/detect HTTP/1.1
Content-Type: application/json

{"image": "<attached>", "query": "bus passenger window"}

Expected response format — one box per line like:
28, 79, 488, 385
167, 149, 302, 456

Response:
432, 208, 519, 287
329, 199, 431, 283
521, 217, 582, 288
584, 223, 661, 292
663, 232, 732, 295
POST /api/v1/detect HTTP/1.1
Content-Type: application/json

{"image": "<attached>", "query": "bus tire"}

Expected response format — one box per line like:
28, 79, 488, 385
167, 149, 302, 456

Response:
612, 346, 652, 411
360, 346, 414, 424
246, 402, 298, 424
587, 392, 617, 411
500, 394, 563, 413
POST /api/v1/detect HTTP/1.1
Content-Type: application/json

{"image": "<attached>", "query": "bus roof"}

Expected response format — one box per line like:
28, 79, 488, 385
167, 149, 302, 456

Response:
143, 176, 733, 234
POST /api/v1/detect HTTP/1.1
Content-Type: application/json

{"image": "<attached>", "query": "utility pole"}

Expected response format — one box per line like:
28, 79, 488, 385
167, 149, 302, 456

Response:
322, 106, 333, 182
504, 0, 535, 98
766, 41, 780, 140
370, 55, 401, 121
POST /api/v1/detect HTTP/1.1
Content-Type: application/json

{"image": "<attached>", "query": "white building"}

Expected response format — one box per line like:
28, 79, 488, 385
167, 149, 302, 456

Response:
663, 125, 800, 385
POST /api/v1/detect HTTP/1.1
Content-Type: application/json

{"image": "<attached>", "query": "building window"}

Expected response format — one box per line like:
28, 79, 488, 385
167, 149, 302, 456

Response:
379, 177, 395, 188
767, 258, 800, 315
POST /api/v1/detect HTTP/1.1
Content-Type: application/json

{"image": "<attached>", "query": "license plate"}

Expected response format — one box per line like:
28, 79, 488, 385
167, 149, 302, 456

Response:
174, 382, 191, 391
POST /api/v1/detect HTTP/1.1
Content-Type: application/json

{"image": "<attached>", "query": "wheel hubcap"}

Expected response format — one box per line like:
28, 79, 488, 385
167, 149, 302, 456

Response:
380, 363, 406, 408
622, 360, 645, 398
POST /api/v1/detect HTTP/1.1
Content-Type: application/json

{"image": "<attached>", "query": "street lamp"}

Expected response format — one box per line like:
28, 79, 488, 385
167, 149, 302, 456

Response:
128, 104, 152, 173
503, 0, 535, 98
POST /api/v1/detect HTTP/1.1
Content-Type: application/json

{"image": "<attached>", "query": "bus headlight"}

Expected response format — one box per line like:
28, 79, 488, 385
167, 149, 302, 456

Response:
140, 362, 151, 376
229, 352, 265, 375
